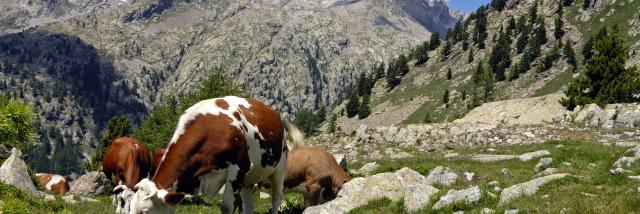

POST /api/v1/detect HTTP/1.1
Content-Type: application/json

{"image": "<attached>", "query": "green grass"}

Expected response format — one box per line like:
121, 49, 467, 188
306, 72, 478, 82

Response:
533, 68, 575, 97
58, 191, 305, 214
350, 140, 640, 213
0, 182, 64, 214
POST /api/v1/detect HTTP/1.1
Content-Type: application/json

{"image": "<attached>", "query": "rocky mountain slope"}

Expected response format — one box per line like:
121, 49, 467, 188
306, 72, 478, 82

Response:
331, 0, 640, 133
0, 0, 460, 172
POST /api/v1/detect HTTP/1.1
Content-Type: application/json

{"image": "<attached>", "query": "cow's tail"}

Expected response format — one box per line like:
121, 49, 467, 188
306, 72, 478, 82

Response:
282, 119, 304, 151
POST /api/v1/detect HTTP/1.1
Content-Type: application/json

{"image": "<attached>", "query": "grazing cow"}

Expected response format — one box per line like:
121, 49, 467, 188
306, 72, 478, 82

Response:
130, 96, 301, 214
279, 146, 351, 206
35, 173, 70, 195
102, 137, 151, 213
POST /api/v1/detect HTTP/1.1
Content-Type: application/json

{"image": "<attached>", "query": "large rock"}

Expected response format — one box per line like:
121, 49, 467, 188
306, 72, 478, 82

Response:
454, 93, 567, 126
432, 186, 482, 210
425, 166, 458, 186
560, 103, 640, 129
499, 174, 569, 206
68, 171, 113, 197
303, 167, 439, 214
0, 148, 37, 192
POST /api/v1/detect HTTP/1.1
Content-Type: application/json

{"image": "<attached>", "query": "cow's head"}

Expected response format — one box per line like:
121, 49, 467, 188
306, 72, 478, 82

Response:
113, 185, 135, 214
129, 179, 185, 214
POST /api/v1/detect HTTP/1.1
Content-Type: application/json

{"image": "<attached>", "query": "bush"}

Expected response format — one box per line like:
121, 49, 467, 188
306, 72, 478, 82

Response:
0, 96, 36, 150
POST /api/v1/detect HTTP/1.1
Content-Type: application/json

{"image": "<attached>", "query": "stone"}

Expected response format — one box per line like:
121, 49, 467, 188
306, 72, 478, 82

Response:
259, 192, 271, 199
536, 168, 559, 177
303, 168, 439, 214
610, 168, 632, 175
534, 158, 553, 172
432, 186, 482, 210
519, 150, 551, 161
0, 148, 37, 192
499, 174, 569, 206
481, 208, 495, 214
425, 166, 458, 186
613, 157, 637, 169
333, 154, 348, 171
471, 154, 519, 162
394, 167, 440, 211
501, 168, 512, 177
68, 171, 113, 197
628, 175, 640, 180
356, 162, 379, 176
493, 186, 502, 193
463, 172, 475, 181
62, 195, 77, 204
504, 209, 519, 214
488, 181, 500, 186
44, 195, 56, 202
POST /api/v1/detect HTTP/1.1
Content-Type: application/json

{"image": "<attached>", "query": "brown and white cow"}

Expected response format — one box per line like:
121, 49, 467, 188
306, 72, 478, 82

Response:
102, 136, 151, 213
130, 96, 301, 214
35, 173, 70, 195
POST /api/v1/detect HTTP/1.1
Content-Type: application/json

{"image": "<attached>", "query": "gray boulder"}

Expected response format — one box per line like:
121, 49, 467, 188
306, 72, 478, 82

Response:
356, 162, 379, 176
303, 167, 439, 214
68, 171, 113, 197
432, 186, 482, 210
519, 150, 551, 161
536, 168, 559, 177
534, 158, 553, 172
425, 166, 458, 186
499, 174, 569, 206
0, 148, 37, 192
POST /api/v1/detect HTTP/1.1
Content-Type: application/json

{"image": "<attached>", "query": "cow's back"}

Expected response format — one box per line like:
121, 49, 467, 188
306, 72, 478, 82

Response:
102, 137, 151, 187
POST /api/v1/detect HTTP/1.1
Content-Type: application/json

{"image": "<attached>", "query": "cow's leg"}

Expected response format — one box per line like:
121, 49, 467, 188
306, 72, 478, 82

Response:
221, 181, 236, 214
240, 186, 255, 214
304, 183, 322, 207
270, 158, 286, 214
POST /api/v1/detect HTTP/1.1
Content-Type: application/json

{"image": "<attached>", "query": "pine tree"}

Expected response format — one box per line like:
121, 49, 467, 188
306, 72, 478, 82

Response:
563, 0, 574, 6
489, 27, 511, 81
561, 25, 640, 109
375, 62, 385, 81
491, 0, 508, 11
441, 41, 453, 60
468, 48, 475, 63
386, 61, 400, 90
554, 2, 565, 39
563, 41, 577, 67
516, 30, 529, 53
473, 7, 488, 49
535, 17, 548, 45
415, 43, 430, 66
515, 16, 527, 35
482, 66, 496, 102
328, 114, 337, 133
529, 1, 538, 24
429, 32, 441, 50
293, 108, 321, 135
358, 94, 371, 119
506, 16, 517, 37
346, 90, 360, 118
357, 73, 366, 96
447, 68, 453, 80
583, 0, 591, 10
540, 42, 562, 72
443, 89, 450, 107
582, 27, 608, 64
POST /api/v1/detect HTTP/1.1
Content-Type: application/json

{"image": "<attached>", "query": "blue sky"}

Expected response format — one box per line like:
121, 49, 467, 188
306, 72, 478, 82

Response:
447, 0, 491, 13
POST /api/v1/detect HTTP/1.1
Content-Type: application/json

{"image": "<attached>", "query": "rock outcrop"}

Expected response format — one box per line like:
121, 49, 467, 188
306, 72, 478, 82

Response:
432, 186, 482, 210
556, 103, 640, 129
455, 93, 567, 126
0, 148, 37, 192
425, 166, 458, 186
303, 167, 439, 214
68, 171, 113, 197
499, 174, 569, 206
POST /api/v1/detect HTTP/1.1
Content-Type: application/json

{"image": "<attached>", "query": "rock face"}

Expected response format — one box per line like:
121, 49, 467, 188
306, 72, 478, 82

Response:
303, 167, 439, 214
356, 162, 380, 176
499, 174, 569, 206
68, 171, 113, 197
432, 186, 482, 210
454, 93, 567, 126
0, 148, 37, 192
425, 166, 458, 186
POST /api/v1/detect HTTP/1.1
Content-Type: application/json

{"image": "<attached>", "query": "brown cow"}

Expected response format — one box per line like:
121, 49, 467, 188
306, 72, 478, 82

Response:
280, 146, 351, 206
102, 136, 151, 188
35, 173, 70, 195
149, 148, 165, 178
129, 96, 301, 214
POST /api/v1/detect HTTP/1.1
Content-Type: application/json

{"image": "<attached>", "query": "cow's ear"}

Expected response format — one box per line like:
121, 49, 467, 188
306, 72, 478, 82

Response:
164, 192, 186, 205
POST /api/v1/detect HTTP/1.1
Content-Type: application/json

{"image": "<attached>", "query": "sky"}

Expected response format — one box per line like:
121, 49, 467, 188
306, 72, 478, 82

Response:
446, 0, 491, 13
